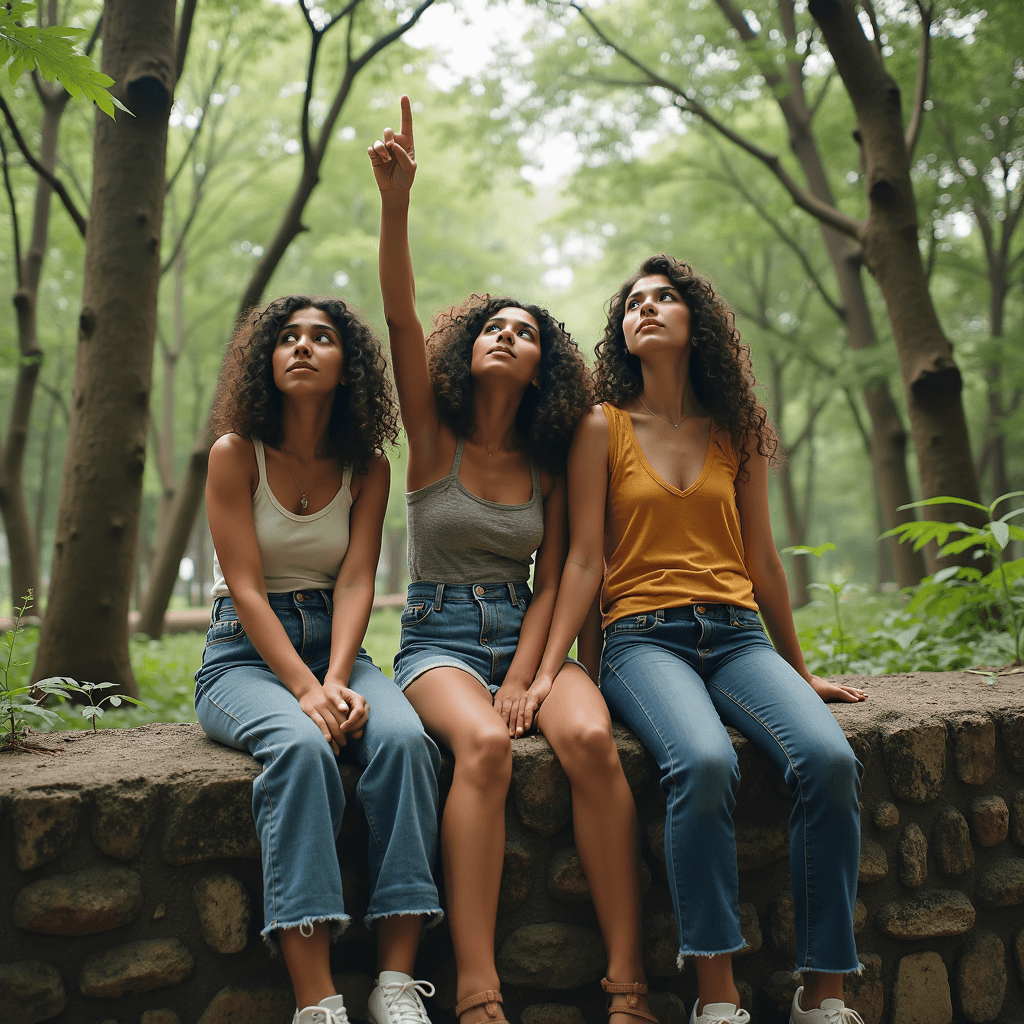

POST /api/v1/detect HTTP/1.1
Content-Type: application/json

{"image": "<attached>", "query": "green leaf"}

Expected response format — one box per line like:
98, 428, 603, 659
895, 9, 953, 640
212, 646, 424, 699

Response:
992, 491, 1024, 514
999, 507, 1024, 524
80, 706, 104, 720
898, 496, 990, 514
990, 521, 1010, 550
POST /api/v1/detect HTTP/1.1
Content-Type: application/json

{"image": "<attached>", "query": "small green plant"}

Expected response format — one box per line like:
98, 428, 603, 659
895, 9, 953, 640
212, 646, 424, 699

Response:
37, 678, 151, 731
881, 491, 1024, 666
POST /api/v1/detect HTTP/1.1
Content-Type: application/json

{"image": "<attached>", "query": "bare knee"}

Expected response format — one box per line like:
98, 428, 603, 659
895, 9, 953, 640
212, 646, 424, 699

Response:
454, 724, 512, 788
557, 719, 621, 781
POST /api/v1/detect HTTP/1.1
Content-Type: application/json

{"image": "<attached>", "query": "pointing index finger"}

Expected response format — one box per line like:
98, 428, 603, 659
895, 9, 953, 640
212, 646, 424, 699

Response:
400, 94, 414, 144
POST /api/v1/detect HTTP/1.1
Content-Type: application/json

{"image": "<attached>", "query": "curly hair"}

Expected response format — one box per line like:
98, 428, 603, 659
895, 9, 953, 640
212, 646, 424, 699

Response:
595, 254, 777, 476
426, 294, 592, 475
211, 294, 399, 473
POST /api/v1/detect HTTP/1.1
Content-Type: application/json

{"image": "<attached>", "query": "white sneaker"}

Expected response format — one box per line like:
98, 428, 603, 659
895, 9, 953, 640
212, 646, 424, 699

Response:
294, 994, 351, 1024
789, 986, 864, 1024
368, 971, 435, 1024
689, 1002, 751, 1024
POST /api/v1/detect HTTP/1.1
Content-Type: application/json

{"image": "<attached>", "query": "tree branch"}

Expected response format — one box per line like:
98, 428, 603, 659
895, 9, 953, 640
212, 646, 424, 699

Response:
0, 95, 86, 237
860, 0, 884, 61
175, 0, 199, 84
808, 65, 835, 121
904, 1, 933, 159
0, 128, 24, 288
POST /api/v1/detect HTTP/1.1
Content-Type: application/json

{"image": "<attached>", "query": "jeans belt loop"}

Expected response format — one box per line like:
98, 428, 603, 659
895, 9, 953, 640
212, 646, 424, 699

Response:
506, 582, 517, 605
434, 583, 444, 611
211, 596, 222, 622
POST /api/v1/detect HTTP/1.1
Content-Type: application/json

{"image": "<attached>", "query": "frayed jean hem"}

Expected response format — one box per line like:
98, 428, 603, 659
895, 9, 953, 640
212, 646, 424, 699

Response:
261, 913, 351, 954
790, 960, 865, 978
677, 940, 748, 971
363, 907, 445, 930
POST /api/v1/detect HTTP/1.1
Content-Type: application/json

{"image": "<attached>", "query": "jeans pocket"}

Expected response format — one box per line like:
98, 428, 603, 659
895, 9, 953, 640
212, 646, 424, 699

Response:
729, 608, 764, 630
606, 612, 660, 635
206, 618, 246, 646
400, 602, 433, 628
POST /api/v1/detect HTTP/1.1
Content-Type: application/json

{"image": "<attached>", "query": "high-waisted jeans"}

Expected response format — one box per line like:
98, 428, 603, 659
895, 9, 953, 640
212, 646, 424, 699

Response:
601, 603, 861, 973
194, 590, 442, 946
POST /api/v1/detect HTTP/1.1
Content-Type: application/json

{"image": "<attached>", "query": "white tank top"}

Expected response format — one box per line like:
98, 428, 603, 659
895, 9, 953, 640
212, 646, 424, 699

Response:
211, 437, 353, 597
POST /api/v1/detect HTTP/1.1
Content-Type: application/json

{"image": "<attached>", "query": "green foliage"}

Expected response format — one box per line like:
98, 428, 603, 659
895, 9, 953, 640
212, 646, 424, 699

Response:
0, 2, 125, 116
36, 677, 150, 731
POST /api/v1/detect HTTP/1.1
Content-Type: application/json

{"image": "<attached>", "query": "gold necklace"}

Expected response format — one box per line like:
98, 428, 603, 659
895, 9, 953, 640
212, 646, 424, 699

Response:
280, 451, 330, 510
638, 394, 687, 430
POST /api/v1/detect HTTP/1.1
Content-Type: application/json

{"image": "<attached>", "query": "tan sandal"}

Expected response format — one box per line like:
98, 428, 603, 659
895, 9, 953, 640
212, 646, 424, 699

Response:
601, 978, 659, 1023
455, 990, 509, 1024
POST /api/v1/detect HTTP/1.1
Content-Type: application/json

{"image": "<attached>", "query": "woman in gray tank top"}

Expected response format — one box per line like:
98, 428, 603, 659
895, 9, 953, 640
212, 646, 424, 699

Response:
369, 98, 657, 1024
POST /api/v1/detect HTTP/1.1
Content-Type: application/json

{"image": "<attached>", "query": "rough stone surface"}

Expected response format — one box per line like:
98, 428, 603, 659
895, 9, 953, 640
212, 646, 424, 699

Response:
140, 1012, 181, 1024
853, 898, 867, 934
333, 971, 373, 1021
13, 865, 142, 936
975, 858, 1024, 908
766, 971, 799, 1014
640, 906, 678, 977
546, 845, 649, 903
193, 872, 251, 953
644, 818, 666, 880
90, 782, 157, 861
731, 731, 770, 801
646, 993, 687, 1024
0, 960, 67, 1024
735, 903, 761, 956
12, 791, 83, 871
79, 939, 194, 998
932, 805, 975, 875
196, 985, 293, 1024
882, 720, 946, 803
1015, 930, 1024, 988
999, 709, 1024, 775
735, 822, 788, 871
969, 795, 1009, 847
612, 724, 651, 798
859, 837, 888, 883
892, 951, 952, 1024
521, 1005, 587, 1024
510, 736, 571, 837
1012, 789, 1024, 847
950, 714, 996, 786
957, 929, 1006, 1023
872, 801, 899, 831
161, 778, 261, 864
875, 890, 976, 939
845, 953, 883, 1024
769, 895, 796, 960
499, 826, 539, 910
899, 823, 928, 888
496, 923, 605, 989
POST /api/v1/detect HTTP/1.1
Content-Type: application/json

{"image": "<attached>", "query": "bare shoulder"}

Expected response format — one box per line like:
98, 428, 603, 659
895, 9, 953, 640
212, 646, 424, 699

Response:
209, 433, 257, 475
572, 404, 611, 450
352, 450, 390, 502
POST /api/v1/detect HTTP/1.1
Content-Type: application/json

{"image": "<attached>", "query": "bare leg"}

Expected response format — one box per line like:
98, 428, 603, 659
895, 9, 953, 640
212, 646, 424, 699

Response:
537, 666, 650, 1023
406, 669, 512, 1024
799, 972, 843, 1007
280, 923, 335, 1009
378, 914, 426, 975
693, 955, 740, 1013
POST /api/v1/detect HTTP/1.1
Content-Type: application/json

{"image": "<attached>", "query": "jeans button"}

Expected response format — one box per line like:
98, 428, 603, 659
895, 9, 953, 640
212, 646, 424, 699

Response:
696, 605, 706, 614
296, 592, 306, 602
475, 585, 485, 596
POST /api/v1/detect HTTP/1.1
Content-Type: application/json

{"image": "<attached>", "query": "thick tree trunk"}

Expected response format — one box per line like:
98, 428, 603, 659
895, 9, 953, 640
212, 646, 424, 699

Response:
386, 524, 406, 596
809, 0, 985, 564
778, 454, 811, 608
33, 0, 176, 692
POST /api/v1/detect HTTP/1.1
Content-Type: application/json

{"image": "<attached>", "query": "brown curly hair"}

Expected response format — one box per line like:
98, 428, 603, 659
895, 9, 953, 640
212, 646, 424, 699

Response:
426, 294, 592, 475
595, 254, 777, 476
211, 295, 399, 472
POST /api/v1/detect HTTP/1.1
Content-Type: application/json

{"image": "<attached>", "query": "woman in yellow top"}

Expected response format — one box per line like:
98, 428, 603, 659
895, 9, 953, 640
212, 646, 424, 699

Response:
532, 255, 867, 1024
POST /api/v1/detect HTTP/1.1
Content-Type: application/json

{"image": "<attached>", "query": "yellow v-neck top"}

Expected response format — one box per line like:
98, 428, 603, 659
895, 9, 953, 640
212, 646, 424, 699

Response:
601, 403, 757, 628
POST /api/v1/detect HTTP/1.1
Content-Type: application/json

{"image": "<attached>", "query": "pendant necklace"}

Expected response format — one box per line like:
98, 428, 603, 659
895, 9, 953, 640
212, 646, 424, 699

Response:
281, 451, 329, 511
638, 394, 686, 430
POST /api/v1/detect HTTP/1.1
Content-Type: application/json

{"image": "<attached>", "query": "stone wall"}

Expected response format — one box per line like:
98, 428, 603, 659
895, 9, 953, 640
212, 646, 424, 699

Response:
1, 670, 1023, 1024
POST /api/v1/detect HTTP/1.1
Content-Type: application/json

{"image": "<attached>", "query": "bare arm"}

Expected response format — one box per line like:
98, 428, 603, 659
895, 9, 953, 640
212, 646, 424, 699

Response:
735, 446, 866, 703
206, 435, 354, 750
576, 587, 604, 681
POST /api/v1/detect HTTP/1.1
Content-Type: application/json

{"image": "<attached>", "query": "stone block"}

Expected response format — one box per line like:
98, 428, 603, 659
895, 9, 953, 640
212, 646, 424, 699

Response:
90, 782, 156, 861
499, 825, 539, 911
12, 791, 83, 871
510, 736, 571, 837
196, 985, 293, 1024
975, 858, 1024, 907
766, 971, 799, 1014
496, 923, 605, 989
949, 714, 995, 785
646, 993, 687, 1024
730, 730, 770, 801
612, 723, 651, 798
769, 895, 795, 960
969, 795, 1009, 847
882, 720, 946, 803
13, 865, 142, 935
875, 889, 975, 939
644, 817, 666, 880
332, 972, 373, 1021
140, 1012, 181, 1024
546, 845, 649, 903
1012, 789, 1024, 846
957, 929, 1006, 1023
932, 806, 974, 875
735, 822, 788, 871
0, 960, 67, 1024
899, 823, 928, 888
161, 778, 260, 864
193, 872, 251, 953
640, 906, 679, 977
892, 951, 952, 1024
998, 709, 1024, 774
858, 837, 888, 883
79, 938, 194, 998
872, 801, 899, 831
854, 898, 867, 934
1015, 929, 1024, 985
845, 953, 883, 1024
735, 903, 761, 957
521, 1005, 586, 1024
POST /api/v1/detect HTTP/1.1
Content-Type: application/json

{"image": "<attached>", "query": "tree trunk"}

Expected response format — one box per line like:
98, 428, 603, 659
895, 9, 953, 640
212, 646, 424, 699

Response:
809, 0, 985, 562
33, 0, 176, 692
386, 524, 406, 596
778, 452, 811, 608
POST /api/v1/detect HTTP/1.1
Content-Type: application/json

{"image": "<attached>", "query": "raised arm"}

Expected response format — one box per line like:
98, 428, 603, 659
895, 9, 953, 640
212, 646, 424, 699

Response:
368, 95, 440, 469
206, 435, 353, 751
735, 445, 866, 704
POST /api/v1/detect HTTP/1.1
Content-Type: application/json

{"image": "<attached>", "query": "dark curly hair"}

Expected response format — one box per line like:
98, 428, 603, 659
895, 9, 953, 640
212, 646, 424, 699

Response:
595, 254, 777, 476
426, 294, 592, 474
211, 295, 399, 473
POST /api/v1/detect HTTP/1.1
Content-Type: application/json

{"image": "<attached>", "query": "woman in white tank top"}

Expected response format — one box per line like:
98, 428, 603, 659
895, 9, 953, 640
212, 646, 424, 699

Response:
196, 295, 442, 1024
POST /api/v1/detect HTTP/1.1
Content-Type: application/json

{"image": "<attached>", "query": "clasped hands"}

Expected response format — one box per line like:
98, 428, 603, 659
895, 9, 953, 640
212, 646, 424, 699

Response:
493, 672, 554, 739
299, 677, 369, 754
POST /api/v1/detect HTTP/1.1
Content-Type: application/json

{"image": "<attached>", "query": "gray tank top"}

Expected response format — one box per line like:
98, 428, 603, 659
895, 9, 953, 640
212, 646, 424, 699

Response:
407, 437, 545, 584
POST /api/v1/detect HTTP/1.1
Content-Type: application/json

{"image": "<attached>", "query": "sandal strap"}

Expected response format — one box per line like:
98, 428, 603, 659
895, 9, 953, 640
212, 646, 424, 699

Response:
601, 978, 657, 1022
607, 1007, 658, 1023
456, 991, 505, 1021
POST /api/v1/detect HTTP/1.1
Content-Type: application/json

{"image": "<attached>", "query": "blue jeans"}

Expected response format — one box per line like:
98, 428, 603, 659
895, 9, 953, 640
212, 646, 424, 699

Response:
601, 603, 861, 973
194, 590, 442, 945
